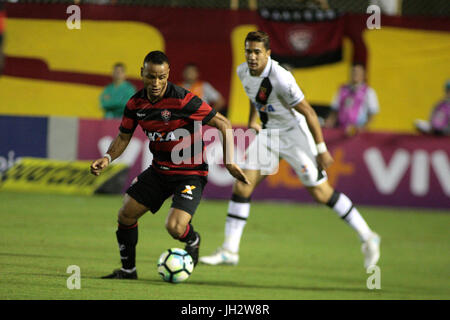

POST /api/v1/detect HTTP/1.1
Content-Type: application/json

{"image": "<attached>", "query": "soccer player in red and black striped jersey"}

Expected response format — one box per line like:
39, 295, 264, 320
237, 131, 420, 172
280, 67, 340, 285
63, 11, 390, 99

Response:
90, 51, 249, 279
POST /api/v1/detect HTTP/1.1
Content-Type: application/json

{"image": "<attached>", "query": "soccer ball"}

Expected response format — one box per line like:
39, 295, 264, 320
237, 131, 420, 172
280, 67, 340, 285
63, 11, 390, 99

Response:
157, 248, 194, 283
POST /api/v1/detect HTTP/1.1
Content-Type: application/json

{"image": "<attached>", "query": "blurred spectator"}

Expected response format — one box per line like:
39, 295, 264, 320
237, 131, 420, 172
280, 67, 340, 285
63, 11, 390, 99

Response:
0, 2, 5, 76
100, 62, 136, 119
179, 63, 226, 112
414, 80, 450, 136
326, 64, 379, 136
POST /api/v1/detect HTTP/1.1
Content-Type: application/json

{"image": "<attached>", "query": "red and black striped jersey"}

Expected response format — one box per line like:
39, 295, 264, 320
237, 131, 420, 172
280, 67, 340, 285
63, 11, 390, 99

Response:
119, 82, 217, 176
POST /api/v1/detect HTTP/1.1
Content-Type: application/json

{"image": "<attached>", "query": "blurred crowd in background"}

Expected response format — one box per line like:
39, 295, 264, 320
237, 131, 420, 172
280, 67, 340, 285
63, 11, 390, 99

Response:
0, 0, 449, 135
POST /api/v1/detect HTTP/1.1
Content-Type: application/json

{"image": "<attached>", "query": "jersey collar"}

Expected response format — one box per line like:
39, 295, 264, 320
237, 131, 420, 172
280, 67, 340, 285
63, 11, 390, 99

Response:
260, 57, 272, 78
248, 57, 272, 78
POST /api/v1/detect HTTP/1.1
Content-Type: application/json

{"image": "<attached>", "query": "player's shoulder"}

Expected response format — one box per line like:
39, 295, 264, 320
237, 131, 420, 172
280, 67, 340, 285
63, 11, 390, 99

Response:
164, 82, 191, 100
269, 59, 297, 89
166, 82, 202, 109
270, 59, 294, 80
125, 88, 146, 109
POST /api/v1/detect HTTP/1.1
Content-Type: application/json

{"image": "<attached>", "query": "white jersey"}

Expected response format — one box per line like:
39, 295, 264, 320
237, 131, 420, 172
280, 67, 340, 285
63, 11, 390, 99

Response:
237, 57, 307, 130
238, 57, 327, 186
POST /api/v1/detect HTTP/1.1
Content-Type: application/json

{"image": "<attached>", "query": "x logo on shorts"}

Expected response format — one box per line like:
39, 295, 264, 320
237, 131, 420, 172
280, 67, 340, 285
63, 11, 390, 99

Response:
181, 185, 196, 195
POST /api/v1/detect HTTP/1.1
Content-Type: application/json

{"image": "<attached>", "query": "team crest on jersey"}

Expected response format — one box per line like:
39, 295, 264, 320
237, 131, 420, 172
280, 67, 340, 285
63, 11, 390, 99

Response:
258, 87, 267, 101
161, 109, 171, 122
256, 77, 272, 106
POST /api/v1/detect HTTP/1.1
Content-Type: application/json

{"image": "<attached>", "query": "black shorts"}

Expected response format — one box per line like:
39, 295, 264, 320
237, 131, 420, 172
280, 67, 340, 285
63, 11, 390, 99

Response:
126, 166, 207, 216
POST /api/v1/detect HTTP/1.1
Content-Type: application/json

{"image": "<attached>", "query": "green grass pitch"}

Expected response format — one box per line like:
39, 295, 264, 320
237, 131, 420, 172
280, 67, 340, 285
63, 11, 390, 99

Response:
0, 191, 449, 300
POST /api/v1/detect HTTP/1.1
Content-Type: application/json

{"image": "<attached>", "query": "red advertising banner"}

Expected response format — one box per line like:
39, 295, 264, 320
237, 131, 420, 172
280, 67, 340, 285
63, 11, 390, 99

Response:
256, 8, 345, 67
76, 118, 450, 209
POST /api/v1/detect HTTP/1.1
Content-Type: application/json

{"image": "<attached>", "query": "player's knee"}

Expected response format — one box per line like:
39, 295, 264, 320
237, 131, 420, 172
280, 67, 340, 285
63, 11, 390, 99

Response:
308, 184, 334, 204
313, 192, 328, 204
118, 206, 138, 224
233, 180, 254, 198
165, 219, 186, 239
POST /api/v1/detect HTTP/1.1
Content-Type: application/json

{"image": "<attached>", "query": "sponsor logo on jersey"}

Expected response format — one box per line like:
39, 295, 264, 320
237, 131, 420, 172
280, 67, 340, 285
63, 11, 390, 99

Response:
301, 164, 308, 173
255, 102, 275, 112
181, 194, 193, 200
145, 131, 178, 142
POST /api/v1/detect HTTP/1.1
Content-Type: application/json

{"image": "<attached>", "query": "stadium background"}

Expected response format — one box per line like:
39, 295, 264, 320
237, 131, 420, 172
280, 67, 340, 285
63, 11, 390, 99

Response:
0, 0, 449, 301
1, 0, 449, 207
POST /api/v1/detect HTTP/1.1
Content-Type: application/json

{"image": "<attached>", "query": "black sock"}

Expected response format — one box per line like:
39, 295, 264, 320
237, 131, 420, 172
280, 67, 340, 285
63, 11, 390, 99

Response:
178, 223, 197, 245
116, 222, 138, 270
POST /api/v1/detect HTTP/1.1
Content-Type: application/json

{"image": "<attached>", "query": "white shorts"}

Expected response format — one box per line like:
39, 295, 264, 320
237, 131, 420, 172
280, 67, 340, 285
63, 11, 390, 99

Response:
241, 124, 328, 187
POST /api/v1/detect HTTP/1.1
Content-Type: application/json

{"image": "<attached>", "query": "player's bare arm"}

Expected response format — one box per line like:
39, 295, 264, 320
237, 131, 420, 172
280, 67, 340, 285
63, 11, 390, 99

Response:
207, 113, 250, 185
293, 99, 334, 170
90, 131, 132, 176
248, 101, 261, 133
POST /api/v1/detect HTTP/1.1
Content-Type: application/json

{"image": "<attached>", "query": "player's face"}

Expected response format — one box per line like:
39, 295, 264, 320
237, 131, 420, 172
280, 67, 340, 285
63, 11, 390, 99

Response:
141, 62, 170, 99
245, 41, 271, 76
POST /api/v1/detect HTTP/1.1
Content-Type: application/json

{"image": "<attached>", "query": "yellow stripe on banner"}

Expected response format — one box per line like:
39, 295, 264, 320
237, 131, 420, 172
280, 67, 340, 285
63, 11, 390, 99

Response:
0, 76, 104, 118
0, 158, 128, 195
2, 19, 165, 118
365, 27, 450, 132
5, 19, 164, 76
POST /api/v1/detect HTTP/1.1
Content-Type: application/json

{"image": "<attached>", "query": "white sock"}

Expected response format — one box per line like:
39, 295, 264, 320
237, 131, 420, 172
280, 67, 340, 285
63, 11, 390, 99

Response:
329, 192, 372, 242
223, 199, 250, 254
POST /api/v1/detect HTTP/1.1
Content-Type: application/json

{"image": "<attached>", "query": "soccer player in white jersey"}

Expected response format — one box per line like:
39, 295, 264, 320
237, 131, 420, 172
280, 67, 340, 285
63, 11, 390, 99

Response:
200, 31, 380, 269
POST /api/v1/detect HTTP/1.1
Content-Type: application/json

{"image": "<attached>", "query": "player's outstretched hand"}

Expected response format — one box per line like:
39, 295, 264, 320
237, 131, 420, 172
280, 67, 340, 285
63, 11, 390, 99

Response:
90, 157, 110, 176
225, 163, 251, 185
316, 151, 334, 170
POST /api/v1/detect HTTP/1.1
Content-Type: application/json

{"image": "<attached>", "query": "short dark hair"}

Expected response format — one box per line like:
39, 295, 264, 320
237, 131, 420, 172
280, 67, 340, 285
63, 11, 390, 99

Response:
245, 31, 270, 50
143, 51, 170, 66
113, 62, 126, 70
